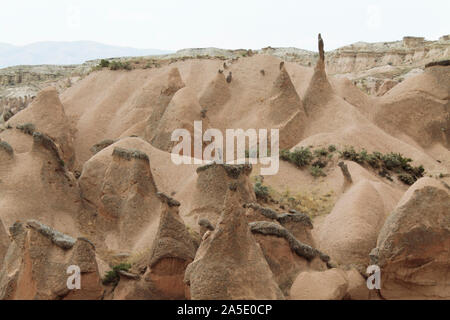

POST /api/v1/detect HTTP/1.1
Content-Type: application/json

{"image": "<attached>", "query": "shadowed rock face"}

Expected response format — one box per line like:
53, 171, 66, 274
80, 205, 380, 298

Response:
245, 203, 315, 246
185, 186, 284, 300
0, 220, 9, 272
373, 186, 450, 299
113, 193, 198, 300
249, 220, 329, 295
0, 221, 103, 300
146, 193, 198, 299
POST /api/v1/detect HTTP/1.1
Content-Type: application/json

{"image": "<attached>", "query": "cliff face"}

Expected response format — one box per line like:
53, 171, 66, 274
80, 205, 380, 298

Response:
326, 36, 449, 74
324, 36, 450, 95
0, 63, 94, 100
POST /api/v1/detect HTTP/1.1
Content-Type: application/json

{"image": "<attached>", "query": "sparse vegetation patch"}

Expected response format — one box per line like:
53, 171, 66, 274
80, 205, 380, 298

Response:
102, 263, 131, 286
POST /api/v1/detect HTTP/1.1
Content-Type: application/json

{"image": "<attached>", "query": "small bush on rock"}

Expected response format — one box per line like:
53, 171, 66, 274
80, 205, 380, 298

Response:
102, 263, 131, 286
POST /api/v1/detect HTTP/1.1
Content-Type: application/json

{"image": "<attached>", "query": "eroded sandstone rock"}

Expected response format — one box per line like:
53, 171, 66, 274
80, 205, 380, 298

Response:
373, 185, 450, 299
290, 268, 348, 300
187, 163, 256, 229
0, 221, 103, 300
185, 186, 284, 300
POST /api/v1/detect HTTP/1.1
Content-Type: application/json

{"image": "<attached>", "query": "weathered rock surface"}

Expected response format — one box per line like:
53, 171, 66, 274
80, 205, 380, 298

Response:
290, 268, 349, 300
318, 180, 392, 273
113, 193, 198, 300
146, 193, 198, 299
5, 87, 76, 169
245, 203, 315, 246
0, 220, 9, 271
0, 221, 103, 300
344, 268, 370, 300
144, 68, 185, 142
79, 141, 162, 252
186, 163, 256, 229
249, 220, 328, 295
372, 185, 450, 299
185, 184, 284, 300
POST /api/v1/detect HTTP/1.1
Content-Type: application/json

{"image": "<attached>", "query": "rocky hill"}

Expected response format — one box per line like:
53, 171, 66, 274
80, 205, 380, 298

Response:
0, 41, 172, 68
0, 34, 449, 300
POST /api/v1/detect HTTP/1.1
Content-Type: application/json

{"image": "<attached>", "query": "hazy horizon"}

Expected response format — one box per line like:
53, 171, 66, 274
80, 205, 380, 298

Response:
1, 0, 449, 52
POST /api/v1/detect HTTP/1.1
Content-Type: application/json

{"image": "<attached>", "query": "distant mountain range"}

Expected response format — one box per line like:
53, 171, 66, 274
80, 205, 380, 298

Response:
0, 41, 173, 68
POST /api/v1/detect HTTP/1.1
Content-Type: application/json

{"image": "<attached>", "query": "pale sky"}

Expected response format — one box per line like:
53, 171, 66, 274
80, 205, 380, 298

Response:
1, 0, 449, 51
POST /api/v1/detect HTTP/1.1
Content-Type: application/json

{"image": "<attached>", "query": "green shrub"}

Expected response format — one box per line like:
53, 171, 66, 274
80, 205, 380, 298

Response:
382, 153, 409, 170
102, 263, 131, 286
289, 147, 313, 167
340, 146, 364, 163
312, 159, 327, 168
254, 176, 269, 201
359, 149, 370, 162
99, 59, 110, 68
366, 155, 379, 168
280, 149, 291, 161
411, 165, 425, 178
314, 148, 328, 157
339, 147, 425, 183
328, 145, 337, 152
110, 61, 132, 71
310, 165, 326, 178
398, 173, 416, 186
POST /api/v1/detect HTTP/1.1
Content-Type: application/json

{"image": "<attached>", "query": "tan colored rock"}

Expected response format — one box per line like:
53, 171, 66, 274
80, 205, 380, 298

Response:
0, 128, 81, 233
145, 193, 198, 299
290, 268, 349, 300
374, 65, 450, 149
113, 193, 198, 300
303, 34, 334, 113
186, 163, 256, 228
373, 186, 450, 299
199, 72, 231, 114
0, 221, 103, 300
318, 180, 390, 273
185, 184, 284, 300
79, 141, 162, 252
144, 68, 185, 142
345, 268, 370, 300
376, 79, 398, 96
6, 87, 76, 169
0, 219, 9, 271
249, 221, 328, 295
0, 140, 14, 162
150, 87, 209, 153
269, 66, 306, 125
